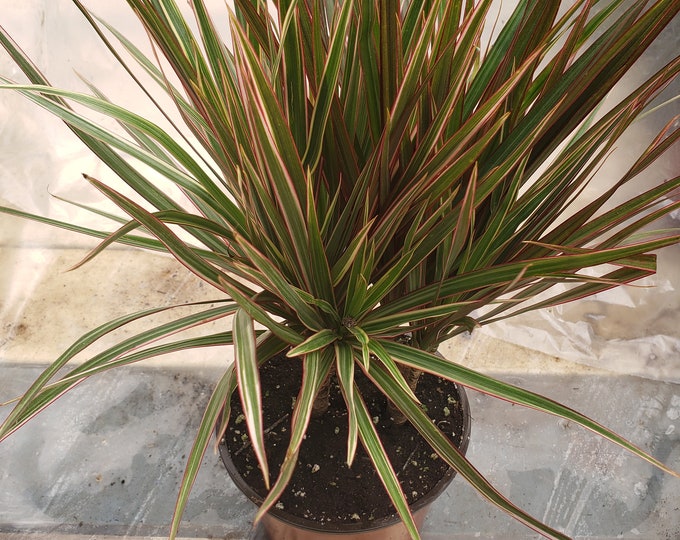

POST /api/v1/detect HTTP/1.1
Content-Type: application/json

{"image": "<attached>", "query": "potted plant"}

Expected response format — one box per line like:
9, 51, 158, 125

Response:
1, 1, 680, 539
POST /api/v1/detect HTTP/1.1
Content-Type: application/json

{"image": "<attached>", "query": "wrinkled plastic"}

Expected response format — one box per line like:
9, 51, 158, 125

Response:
479, 247, 680, 382
3, 2, 680, 381
2, 2, 679, 378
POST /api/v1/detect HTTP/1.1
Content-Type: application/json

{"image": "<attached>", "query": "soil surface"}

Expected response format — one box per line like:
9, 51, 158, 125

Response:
220, 353, 469, 529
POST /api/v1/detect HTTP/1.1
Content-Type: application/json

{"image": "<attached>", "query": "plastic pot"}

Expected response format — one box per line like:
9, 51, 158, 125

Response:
218, 358, 471, 540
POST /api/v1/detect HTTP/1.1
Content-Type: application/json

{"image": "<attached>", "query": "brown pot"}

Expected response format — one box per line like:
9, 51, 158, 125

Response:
251, 503, 439, 539
218, 353, 471, 540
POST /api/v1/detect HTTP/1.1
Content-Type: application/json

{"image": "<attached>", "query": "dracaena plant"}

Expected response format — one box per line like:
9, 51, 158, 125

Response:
1, 1, 680, 539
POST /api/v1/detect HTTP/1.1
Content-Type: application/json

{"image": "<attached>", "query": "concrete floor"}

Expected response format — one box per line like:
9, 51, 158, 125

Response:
1, 332, 679, 539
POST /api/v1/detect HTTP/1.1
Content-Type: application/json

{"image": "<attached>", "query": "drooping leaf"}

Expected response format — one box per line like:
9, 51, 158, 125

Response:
233, 308, 269, 489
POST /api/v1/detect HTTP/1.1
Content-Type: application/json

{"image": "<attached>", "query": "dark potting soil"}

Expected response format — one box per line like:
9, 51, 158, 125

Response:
221, 353, 468, 527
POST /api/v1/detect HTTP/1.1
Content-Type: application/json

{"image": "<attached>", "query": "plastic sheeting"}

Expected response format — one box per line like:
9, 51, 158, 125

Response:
2, 1, 679, 382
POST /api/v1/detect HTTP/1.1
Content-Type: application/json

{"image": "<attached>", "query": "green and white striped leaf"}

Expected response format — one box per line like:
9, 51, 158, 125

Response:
354, 391, 420, 540
255, 349, 334, 522
233, 308, 269, 489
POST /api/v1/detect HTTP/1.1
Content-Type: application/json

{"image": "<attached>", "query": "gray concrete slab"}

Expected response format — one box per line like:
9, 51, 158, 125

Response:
1, 363, 678, 539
